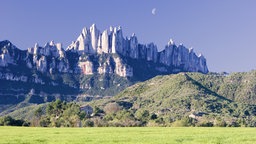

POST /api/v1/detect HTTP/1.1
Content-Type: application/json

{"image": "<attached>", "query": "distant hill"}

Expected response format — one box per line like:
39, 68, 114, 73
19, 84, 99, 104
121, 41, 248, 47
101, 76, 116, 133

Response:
84, 72, 256, 126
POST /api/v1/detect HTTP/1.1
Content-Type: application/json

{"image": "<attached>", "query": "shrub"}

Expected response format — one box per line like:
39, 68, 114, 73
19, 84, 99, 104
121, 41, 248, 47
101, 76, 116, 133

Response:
135, 109, 150, 121
214, 118, 227, 127
171, 117, 195, 127
84, 119, 94, 127
104, 103, 121, 114
196, 120, 214, 127
0, 116, 29, 126
39, 116, 51, 127
150, 113, 158, 120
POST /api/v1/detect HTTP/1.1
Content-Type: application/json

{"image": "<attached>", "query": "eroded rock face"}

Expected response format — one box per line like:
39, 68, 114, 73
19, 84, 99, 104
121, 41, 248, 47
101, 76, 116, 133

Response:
111, 26, 124, 54
77, 55, 133, 77
159, 40, 208, 73
101, 30, 109, 53
0, 24, 208, 80
79, 61, 94, 75
114, 57, 133, 77
146, 43, 158, 62
66, 24, 208, 74
90, 24, 100, 54
26, 40, 71, 74
0, 41, 20, 67
37, 56, 47, 73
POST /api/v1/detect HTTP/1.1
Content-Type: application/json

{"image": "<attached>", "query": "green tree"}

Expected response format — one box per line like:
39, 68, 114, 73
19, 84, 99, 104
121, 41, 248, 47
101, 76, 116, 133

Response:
84, 119, 94, 127
39, 116, 50, 127
171, 117, 195, 127
34, 106, 43, 118
214, 117, 227, 127
135, 109, 150, 121
0, 116, 29, 126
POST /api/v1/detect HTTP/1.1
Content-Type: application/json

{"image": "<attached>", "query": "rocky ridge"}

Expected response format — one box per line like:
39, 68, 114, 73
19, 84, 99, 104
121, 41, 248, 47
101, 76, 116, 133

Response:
0, 24, 209, 105
66, 24, 208, 76
0, 24, 208, 79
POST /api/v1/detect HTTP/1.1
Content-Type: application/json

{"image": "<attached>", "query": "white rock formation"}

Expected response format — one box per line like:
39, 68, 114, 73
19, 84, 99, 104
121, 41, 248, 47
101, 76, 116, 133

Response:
129, 33, 139, 59
159, 39, 208, 73
28, 41, 65, 58
90, 24, 100, 53
0, 24, 209, 80
111, 26, 124, 54
66, 27, 93, 54
101, 30, 109, 53
0, 47, 12, 67
37, 56, 47, 72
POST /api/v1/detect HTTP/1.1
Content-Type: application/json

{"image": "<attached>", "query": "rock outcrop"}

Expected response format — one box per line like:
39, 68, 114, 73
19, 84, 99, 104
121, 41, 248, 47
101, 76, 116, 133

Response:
67, 24, 208, 75
0, 24, 208, 81
159, 39, 208, 73
0, 41, 22, 67
26, 40, 70, 74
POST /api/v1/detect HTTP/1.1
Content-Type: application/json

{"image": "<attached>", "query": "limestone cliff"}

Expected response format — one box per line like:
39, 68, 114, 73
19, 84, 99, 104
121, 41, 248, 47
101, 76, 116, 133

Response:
0, 24, 209, 95
67, 24, 208, 75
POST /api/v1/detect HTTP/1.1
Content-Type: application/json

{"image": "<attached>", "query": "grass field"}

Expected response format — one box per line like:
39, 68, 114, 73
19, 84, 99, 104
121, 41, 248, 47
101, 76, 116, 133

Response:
0, 127, 256, 144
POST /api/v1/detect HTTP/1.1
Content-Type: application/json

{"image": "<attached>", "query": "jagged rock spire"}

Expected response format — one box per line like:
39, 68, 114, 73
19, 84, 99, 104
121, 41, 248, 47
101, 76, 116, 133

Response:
0, 24, 209, 77
65, 24, 208, 74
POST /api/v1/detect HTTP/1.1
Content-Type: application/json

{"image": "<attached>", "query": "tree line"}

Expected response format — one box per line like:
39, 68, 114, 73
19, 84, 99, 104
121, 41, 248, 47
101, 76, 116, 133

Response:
1, 99, 256, 127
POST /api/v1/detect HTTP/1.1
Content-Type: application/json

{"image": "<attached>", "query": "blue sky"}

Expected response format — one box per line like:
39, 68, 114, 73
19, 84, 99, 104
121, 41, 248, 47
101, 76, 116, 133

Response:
1, 0, 256, 72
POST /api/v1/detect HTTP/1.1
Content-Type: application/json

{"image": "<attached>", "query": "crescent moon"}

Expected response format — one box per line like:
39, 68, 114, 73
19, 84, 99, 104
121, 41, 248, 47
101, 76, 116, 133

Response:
152, 8, 156, 15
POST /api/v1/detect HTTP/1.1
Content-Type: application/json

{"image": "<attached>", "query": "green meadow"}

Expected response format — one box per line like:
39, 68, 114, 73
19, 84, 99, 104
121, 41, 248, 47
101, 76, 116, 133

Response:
0, 127, 256, 144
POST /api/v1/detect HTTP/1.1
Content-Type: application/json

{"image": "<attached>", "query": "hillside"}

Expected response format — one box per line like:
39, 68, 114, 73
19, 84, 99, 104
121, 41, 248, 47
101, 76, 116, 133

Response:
85, 72, 256, 126
189, 71, 256, 105
3, 71, 256, 127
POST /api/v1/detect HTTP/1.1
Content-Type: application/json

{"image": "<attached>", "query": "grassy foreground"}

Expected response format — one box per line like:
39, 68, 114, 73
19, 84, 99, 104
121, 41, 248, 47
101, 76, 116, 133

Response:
0, 127, 256, 144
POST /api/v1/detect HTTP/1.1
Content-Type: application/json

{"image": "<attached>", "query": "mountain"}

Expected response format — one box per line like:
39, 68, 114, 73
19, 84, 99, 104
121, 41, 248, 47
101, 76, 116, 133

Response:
0, 24, 208, 113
